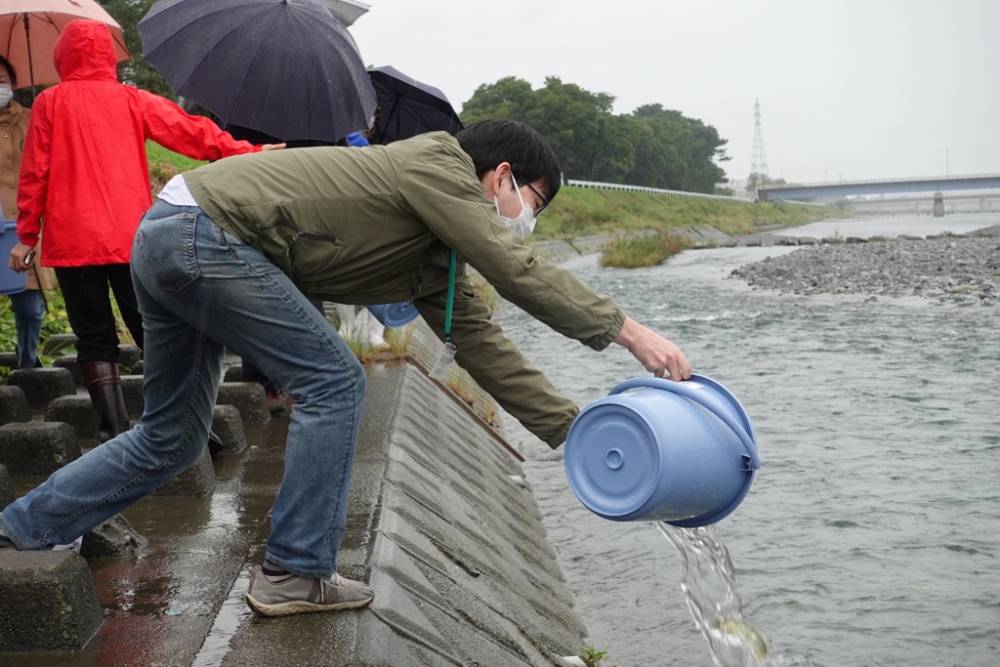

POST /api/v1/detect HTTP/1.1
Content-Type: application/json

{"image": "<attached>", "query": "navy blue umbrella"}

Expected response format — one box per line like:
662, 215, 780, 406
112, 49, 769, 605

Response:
138, 0, 376, 143
369, 66, 463, 145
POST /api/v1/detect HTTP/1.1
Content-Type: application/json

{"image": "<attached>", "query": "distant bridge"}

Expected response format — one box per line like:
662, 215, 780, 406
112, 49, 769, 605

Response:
758, 174, 1000, 202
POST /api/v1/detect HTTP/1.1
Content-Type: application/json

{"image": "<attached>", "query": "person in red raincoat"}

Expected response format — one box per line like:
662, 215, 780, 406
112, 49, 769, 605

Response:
6, 19, 281, 439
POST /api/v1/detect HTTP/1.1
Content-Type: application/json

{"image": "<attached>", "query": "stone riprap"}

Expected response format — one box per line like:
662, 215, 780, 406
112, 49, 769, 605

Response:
216, 382, 271, 425
152, 444, 216, 496
0, 351, 19, 369
7, 367, 75, 409
0, 422, 80, 474
0, 551, 103, 651
731, 231, 1000, 306
0, 386, 31, 426
569, 234, 613, 255
220, 364, 585, 667
211, 405, 248, 454
46, 394, 100, 439
533, 239, 581, 265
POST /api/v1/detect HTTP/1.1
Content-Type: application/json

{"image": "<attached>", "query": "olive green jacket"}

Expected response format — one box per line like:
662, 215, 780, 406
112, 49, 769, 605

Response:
185, 132, 625, 447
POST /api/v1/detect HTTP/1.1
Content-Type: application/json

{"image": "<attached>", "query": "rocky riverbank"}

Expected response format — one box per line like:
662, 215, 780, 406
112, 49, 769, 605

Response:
730, 225, 1000, 306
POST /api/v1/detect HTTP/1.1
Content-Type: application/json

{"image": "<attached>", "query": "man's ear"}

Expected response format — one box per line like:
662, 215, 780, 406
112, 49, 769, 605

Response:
493, 161, 512, 192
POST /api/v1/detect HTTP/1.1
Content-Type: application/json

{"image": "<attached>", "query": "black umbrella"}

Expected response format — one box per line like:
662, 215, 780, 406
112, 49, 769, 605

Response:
138, 0, 376, 143
369, 65, 463, 145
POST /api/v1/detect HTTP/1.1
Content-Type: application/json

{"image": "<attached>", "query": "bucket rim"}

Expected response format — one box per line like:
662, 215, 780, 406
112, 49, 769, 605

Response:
610, 374, 760, 470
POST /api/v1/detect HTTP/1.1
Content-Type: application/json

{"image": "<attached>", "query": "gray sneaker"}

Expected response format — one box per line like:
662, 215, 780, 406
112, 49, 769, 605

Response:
245, 566, 374, 617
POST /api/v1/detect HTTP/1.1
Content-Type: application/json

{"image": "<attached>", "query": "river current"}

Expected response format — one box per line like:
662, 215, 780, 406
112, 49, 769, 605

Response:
499, 215, 1000, 666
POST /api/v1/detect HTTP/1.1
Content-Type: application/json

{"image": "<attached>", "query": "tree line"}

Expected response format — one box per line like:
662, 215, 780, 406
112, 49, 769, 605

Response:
461, 77, 730, 194
94, 4, 730, 193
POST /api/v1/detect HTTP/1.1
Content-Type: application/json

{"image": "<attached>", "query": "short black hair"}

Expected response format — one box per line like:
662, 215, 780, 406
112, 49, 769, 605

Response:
456, 119, 561, 203
0, 56, 15, 87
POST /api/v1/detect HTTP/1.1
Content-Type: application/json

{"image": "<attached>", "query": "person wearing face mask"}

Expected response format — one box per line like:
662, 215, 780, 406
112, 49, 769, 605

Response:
0, 55, 56, 368
0, 119, 693, 619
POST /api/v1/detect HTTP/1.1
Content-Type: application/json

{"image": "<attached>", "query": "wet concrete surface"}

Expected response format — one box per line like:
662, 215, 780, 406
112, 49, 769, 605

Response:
0, 415, 289, 667
1, 361, 582, 666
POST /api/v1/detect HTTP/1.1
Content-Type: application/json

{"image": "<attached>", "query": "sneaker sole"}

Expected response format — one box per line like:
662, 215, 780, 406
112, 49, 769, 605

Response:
245, 592, 374, 617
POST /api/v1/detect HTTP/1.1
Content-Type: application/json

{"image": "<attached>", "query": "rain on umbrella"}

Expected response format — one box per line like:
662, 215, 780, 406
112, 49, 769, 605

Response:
0, 0, 129, 88
138, 0, 376, 144
369, 65, 463, 145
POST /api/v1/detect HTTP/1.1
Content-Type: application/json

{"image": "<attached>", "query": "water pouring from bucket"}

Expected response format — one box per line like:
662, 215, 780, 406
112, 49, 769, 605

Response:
564, 374, 760, 526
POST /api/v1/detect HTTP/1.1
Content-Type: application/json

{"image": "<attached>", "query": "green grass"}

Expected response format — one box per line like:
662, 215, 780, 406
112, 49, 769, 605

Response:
537, 187, 832, 239
146, 141, 207, 191
600, 232, 692, 268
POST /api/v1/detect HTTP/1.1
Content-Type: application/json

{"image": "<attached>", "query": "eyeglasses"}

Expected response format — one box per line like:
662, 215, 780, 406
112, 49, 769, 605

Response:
523, 181, 550, 216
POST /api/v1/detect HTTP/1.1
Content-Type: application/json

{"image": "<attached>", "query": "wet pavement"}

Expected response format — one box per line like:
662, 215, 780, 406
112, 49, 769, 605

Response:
1, 416, 289, 667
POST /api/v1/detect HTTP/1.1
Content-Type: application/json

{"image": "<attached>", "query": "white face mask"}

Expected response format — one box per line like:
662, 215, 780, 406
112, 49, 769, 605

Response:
494, 173, 536, 240
0, 84, 12, 108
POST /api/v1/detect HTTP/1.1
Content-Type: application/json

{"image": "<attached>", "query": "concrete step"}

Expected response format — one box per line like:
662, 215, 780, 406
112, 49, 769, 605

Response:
52, 355, 84, 387
152, 444, 216, 496
0, 386, 32, 426
0, 422, 81, 474
0, 551, 103, 652
45, 395, 100, 440
211, 405, 249, 455
216, 383, 271, 425
0, 463, 10, 508
6, 367, 76, 410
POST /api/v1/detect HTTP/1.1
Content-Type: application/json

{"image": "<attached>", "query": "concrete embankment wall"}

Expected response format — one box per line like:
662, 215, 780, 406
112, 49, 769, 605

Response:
0, 331, 586, 666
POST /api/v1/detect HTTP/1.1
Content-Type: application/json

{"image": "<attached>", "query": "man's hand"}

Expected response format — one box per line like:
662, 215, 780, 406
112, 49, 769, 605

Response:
8, 243, 34, 273
261, 143, 286, 151
615, 316, 693, 381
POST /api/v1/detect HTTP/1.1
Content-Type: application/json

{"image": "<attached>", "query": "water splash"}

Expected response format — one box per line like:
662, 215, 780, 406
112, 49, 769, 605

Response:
659, 523, 812, 667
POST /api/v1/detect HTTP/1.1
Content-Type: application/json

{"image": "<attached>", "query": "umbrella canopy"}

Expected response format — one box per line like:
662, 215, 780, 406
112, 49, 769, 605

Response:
139, 0, 376, 144
369, 65, 463, 145
0, 0, 128, 88
320, 0, 369, 27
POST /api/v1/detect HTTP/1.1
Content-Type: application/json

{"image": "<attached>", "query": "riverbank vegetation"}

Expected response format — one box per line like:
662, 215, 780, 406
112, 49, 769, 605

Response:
539, 187, 831, 239
600, 233, 691, 269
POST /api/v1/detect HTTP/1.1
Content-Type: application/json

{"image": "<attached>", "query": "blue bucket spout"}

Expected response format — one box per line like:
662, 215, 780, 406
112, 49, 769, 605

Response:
0, 221, 27, 295
564, 374, 760, 527
366, 302, 419, 328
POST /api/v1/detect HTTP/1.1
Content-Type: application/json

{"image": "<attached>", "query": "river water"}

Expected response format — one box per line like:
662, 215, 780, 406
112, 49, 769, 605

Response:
499, 214, 1000, 666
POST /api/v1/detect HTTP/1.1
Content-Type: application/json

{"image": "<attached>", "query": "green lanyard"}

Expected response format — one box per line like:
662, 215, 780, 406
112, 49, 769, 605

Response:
444, 249, 457, 345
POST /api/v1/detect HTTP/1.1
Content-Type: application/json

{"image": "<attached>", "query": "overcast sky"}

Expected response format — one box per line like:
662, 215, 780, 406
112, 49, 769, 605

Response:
351, 0, 1000, 184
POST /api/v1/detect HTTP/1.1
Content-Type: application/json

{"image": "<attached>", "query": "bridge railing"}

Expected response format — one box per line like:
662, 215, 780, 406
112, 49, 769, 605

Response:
566, 179, 827, 207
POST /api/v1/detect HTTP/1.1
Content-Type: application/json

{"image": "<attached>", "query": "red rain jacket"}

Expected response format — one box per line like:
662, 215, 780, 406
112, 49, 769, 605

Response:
16, 19, 261, 266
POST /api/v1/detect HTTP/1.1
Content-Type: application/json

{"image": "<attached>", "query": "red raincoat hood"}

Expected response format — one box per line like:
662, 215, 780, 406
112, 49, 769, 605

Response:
54, 19, 118, 82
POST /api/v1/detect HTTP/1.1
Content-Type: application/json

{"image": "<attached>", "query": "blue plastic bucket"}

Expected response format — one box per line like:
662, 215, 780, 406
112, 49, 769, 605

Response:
367, 302, 418, 328
0, 222, 27, 295
564, 374, 760, 527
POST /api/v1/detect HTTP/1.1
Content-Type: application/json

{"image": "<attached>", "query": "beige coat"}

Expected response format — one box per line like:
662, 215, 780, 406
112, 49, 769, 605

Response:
0, 100, 55, 290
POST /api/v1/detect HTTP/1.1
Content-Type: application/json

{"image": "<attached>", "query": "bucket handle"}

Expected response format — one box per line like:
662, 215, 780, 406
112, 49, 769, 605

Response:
610, 375, 761, 470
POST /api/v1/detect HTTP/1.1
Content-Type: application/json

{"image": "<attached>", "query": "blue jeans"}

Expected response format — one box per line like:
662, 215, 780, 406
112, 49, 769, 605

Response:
0, 201, 366, 577
9, 288, 45, 368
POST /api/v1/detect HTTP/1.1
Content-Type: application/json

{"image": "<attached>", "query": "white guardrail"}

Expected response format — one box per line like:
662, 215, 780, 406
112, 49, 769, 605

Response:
566, 179, 745, 201
566, 179, 828, 208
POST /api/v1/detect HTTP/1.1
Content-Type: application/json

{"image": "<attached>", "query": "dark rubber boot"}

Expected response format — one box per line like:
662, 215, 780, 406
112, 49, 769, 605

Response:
82, 362, 130, 441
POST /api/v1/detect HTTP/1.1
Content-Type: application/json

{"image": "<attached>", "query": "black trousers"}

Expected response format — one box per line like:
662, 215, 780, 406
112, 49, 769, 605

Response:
55, 264, 143, 364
